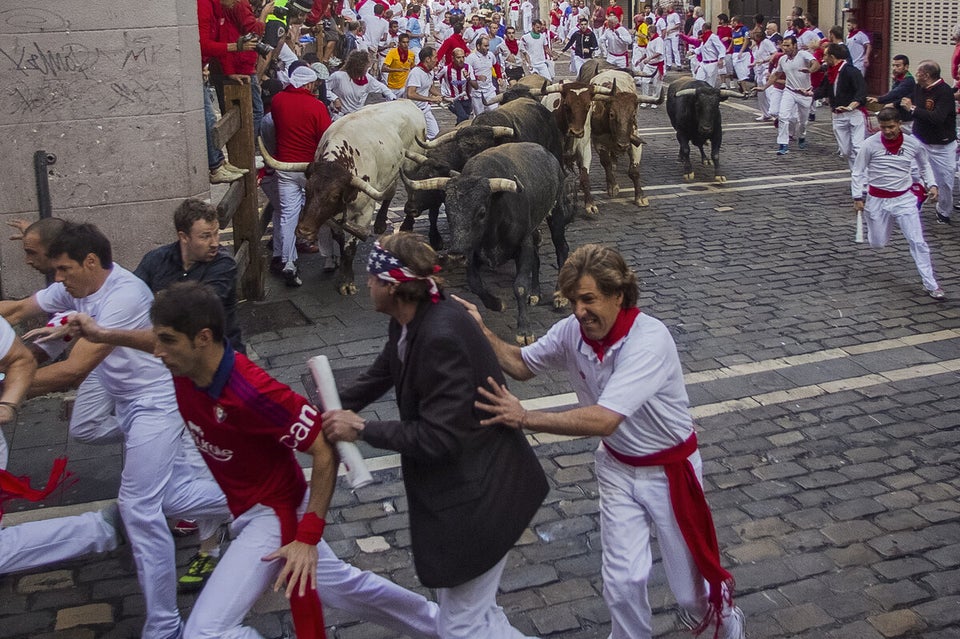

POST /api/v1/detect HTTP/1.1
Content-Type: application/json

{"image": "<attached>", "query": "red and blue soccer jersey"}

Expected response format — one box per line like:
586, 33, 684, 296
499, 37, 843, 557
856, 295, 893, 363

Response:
172, 345, 322, 517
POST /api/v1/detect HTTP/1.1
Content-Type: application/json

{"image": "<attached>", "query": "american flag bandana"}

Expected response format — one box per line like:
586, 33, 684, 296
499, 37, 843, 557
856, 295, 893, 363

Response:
367, 241, 441, 303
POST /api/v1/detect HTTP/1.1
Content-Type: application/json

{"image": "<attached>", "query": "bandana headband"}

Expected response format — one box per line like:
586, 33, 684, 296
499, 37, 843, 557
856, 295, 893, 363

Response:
367, 241, 441, 303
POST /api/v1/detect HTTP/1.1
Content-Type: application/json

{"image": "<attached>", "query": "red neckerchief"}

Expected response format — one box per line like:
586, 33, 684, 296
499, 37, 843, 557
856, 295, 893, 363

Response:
398, 48, 409, 62
603, 435, 734, 639
416, 62, 430, 72
580, 307, 640, 362
881, 132, 905, 155
505, 38, 519, 54
827, 59, 845, 85
351, 73, 369, 86
0, 458, 72, 519
848, 28, 861, 37
700, 28, 712, 43
893, 71, 906, 81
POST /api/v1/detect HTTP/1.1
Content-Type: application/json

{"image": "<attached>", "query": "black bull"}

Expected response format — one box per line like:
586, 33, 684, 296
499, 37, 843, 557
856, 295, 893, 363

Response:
666, 78, 747, 183
402, 143, 573, 345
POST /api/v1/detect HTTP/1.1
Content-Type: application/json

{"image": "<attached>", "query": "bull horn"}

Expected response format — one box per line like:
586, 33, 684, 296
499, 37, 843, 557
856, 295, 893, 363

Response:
449, 170, 461, 177
674, 88, 698, 97
483, 92, 505, 106
636, 94, 660, 104
349, 175, 388, 200
719, 89, 748, 99
591, 84, 613, 96
491, 126, 515, 138
414, 129, 459, 149
630, 132, 645, 146
258, 137, 310, 172
402, 171, 452, 191
543, 82, 564, 94
404, 150, 430, 164
487, 178, 519, 193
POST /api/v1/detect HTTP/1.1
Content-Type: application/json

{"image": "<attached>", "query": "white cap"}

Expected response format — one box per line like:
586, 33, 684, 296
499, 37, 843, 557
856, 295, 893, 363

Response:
289, 66, 319, 88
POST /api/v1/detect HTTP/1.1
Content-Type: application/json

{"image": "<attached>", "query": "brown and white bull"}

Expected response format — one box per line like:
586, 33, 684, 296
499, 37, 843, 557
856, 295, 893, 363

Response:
260, 100, 426, 295
541, 81, 599, 215
589, 70, 663, 208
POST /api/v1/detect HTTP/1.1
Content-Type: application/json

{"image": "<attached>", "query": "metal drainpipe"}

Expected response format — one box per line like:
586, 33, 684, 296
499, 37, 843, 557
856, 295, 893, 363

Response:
33, 150, 57, 285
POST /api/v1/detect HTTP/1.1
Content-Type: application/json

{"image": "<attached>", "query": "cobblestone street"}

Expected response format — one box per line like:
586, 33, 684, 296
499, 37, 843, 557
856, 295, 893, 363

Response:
2, 71, 958, 638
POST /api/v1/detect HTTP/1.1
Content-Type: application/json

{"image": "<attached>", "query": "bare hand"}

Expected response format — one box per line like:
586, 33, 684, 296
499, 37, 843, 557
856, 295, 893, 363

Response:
333, 98, 344, 112
866, 96, 877, 104
853, 200, 864, 212
900, 98, 913, 110
23, 324, 74, 344
321, 409, 364, 443
7, 219, 31, 241
238, 37, 259, 52
227, 74, 251, 84
475, 376, 525, 428
262, 541, 318, 599
451, 294, 485, 328
68, 313, 108, 343
0, 404, 16, 426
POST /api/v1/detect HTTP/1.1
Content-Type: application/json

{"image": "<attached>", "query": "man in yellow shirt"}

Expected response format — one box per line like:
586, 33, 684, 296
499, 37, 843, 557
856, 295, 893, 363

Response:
383, 33, 416, 97
632, 16, 650, 69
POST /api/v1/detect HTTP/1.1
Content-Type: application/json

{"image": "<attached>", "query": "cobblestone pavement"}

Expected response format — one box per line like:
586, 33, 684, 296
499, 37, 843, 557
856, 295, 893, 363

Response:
2, 65, 959, 638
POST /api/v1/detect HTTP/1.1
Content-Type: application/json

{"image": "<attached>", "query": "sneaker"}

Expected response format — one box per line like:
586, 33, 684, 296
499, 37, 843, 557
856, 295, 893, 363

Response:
222, 162, 249, 176
929, 288, 946, 300
650, 104, 658, 109
283, 264, 302, 287
178, 552, 218, 592
936, 213, 952, 225
172, 519, 199, 537
209, 164, 243, 184
777, 144, 789, 155
755, 115, 771, 121
798, 138, 807, 150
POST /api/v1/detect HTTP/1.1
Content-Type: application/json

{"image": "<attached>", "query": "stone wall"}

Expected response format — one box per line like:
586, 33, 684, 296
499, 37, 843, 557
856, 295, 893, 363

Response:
0, 1, 207, 298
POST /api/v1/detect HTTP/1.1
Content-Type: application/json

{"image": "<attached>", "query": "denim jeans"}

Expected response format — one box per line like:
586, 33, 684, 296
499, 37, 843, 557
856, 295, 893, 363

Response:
204, 83, 225, 171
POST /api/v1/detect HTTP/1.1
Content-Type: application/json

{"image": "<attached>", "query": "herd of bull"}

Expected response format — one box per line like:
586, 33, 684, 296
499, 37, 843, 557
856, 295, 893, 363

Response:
260, 60, 750, 343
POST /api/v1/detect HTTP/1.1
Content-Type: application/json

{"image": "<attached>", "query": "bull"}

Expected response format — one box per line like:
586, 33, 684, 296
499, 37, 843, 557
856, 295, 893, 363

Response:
401, 143, 573, 344
589, 70, 662, 207
576, 58, 624, 83
261, 100, 426, 295
666, 77, 747, 183
540, 81, 599, 216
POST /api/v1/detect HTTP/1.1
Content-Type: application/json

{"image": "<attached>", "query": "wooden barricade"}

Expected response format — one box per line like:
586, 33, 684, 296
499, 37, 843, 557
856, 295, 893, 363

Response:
211, 81, 265, 301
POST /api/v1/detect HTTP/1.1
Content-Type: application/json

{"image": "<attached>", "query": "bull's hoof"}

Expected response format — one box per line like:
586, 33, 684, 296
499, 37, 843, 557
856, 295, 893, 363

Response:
528, 294, 540, 306
635, 197, 650, 207
515, 333, 537, 346
683, 172, 695, 181
373, 220, 387, 234
703, 158, 713, 166
584, 203, 600, 217
607, 185, 620, 197
483, 298, 505, 312
399, 218, 415, 232
429, 235, 445, 251
338, 282, 358, 296
714, 175, 727, 184
553, 291, 569, 309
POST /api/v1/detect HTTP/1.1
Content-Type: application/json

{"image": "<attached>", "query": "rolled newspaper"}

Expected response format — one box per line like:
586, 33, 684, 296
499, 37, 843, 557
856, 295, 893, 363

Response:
855, 211, 864, 243
308, 355, 374, 489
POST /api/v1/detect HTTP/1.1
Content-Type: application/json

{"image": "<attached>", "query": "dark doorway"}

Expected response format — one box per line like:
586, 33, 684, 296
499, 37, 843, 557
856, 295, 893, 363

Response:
859, 0, 891, 95
728, 0, 780, 27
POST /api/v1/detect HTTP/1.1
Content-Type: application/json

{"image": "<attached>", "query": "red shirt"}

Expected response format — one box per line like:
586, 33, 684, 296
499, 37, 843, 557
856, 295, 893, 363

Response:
716, 25, 733, 53
173, 347, 321, 518
197, 0, 228, 64
271, 87, 332, 163
606, 5, 623, 22
220, 1, 263, 75
436, 34, 471, 66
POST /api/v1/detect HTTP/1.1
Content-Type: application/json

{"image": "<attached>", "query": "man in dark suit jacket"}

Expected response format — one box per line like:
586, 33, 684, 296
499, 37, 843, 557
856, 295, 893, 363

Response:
323, 232, 548, 639
815, 42, 867, 171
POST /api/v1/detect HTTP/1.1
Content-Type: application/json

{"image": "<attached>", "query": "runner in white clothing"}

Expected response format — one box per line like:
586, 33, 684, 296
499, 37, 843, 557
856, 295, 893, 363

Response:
681, 23, 726, 87
465, 36, 499, 114
600, 15, 633, 69
766, 35, 819, 154
0, 223, 229, 639
520, 21, 554, 78
327, 51, 397, 119
455, 244, 746, 639
852, 108, 945, 300
0, 315, 122, 577
406, 46, 444, 139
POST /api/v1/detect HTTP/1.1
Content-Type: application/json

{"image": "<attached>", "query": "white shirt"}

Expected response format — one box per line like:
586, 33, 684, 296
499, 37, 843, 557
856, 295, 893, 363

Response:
691, 16, 704, 38
776, 49, 815, 90
497, 40, 523, 68
664, 10, 681, 37
463, 25, 488, 47
601, 25, 632, 57
522, 313, 695, 456
851, 132, 936, 197
0, 317, 14, 362
642, 34, 664, 66
697, 33, 726, 63
405, 65, 436, 111
847, 30, 871, 70
520, 32, 549, 64
465, 50, 497, 90
520, 0, 533, 17
364, 15, 390, 52
327, 71, 396, 113
798, 29, 820, 50
35, 266, 174, 400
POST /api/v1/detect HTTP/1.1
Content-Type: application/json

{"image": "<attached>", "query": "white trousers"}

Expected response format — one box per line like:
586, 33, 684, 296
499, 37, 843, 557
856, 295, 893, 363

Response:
530, 60, 554, 80
832, 109, 865, 171
0, 510, 118, 575
632, 46, 646, 67
276, 170, 306, 269
777, 90, 811, 145
865, 192, 940, 292
184, 500, 440, 639
694, 61, 719, 88
664, 35, 680, 68
596, 445, 742, 639
731, 52, 751, 81
421, 106, 440, 139
921, 140, 957, 220
639, 69, 662, 100
471, 86, 499, 116
436, 554, 536, 639
69, 368, 122, 444
118, 398, 230, 639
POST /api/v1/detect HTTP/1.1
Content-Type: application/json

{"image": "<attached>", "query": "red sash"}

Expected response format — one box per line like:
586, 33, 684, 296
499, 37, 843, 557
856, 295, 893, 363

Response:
272, 505, 326, 638
603, 434, 734, 638
0, 458, 72, 519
